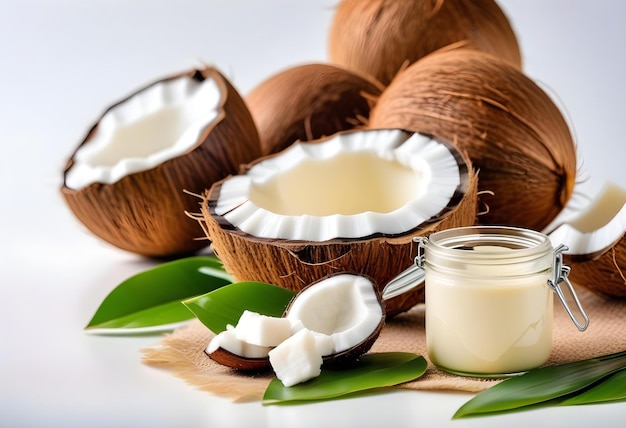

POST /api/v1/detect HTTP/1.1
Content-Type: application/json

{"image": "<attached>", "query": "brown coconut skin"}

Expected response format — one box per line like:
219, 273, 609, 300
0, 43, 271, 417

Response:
197, 133, 478, 316
245, 63, 384, 156
566, 236, 626, 299
61, 67, 262, 258
369, 49, 577, 232
205, 348, 271, 372
328, 0, 521, 86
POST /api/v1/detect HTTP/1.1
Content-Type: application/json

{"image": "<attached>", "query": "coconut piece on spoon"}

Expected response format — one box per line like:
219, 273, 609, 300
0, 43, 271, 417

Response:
61, 67, 262, 258
548, 182, 626, 298
195, 128, 477, 316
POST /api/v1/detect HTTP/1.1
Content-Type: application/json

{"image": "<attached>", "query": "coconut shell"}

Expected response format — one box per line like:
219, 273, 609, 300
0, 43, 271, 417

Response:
328, 0, 521, 86
245, 63, 384, 156
61, 67, 262, 258
196, 142, 478, 316
566, 236, 626, 299
369, 49, 577, 231
205, 348, 271, 372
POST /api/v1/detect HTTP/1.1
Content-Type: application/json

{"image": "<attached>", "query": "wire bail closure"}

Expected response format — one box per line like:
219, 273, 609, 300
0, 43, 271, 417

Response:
548, 244, 589, 331
414, 236, 428, 269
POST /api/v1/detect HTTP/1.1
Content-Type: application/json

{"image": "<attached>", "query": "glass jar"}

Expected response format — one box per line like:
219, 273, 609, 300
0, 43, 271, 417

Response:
416, 226, 588, 377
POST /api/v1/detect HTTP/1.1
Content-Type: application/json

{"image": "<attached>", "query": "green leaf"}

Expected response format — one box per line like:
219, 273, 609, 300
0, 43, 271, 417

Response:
85, 256, 232, 333
85, 301, 193, 333
453, 350, 626, 419
262, 353, 427, 405
560, 368, 626, 406
183, 281, 296, 334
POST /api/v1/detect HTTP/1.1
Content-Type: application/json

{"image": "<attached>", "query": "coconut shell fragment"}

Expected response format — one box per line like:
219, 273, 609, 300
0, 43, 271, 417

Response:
328, 0, 522, 85
549, 182, 626, 298
61, 67, 262, 258
206, 347, 271, 372
245, 63, 384, 155
369, 49, 577, 231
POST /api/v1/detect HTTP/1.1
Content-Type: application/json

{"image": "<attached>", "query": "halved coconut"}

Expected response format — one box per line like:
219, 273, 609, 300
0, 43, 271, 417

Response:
61, 67, 262, 257
548, 182, 626, 298
245, 63, 384, 156
196, 128, 478, 315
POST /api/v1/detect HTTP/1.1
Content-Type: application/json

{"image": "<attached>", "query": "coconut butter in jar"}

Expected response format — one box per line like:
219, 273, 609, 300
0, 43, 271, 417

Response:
417, 226, 588, 377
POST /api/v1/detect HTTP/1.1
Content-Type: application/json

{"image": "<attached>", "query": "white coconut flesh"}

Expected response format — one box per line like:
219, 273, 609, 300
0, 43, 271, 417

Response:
549, 182, 626, 256
213, 129, 464, 241
65, 75, 221, 190
207, 325, 272, 359
285, 273, 383, 355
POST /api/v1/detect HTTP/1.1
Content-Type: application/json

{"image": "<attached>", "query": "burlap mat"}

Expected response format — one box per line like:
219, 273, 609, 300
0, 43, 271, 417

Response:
142, 287, 626, 402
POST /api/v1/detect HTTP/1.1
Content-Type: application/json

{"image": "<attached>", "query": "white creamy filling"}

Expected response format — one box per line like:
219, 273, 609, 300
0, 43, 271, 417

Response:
65, 75, 221, 189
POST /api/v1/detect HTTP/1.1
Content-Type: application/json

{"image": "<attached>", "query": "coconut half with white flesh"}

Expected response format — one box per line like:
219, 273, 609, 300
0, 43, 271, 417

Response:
549, 182, 626, 298
196, 128, 478, 315
205, 273, 385, 381
61, 67, 261, 257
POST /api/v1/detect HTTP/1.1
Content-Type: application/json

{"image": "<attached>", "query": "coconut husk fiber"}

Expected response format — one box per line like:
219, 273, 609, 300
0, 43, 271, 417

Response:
142, 286, 626, 402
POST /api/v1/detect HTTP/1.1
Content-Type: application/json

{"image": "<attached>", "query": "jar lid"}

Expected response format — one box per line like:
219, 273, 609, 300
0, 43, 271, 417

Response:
424, 225, 553, 269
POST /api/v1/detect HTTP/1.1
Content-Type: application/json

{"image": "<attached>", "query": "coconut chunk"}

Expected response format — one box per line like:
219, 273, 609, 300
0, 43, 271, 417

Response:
206, 325, 271, 359
268, 329, 323, 387
234, 310, 293, 347
289, 319, 335, 356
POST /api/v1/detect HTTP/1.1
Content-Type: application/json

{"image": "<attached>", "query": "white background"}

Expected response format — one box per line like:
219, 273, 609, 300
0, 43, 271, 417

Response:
1, 1, 625, 427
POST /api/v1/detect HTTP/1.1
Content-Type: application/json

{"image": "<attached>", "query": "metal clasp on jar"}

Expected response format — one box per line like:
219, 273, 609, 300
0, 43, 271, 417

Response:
549, 244, 589, 331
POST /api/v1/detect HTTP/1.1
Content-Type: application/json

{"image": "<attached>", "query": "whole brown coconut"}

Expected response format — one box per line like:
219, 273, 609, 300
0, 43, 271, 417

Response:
61, 67, 262, 258
369, 49, 577, 231
328, 0, 521, 85
245, 63, 384, 155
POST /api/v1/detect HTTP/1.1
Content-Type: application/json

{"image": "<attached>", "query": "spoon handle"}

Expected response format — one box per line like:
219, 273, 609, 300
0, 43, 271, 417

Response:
382, 264, 425, 301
